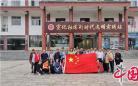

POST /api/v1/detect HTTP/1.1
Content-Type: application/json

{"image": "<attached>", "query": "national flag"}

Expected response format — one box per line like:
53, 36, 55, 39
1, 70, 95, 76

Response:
64, 53, 98, 73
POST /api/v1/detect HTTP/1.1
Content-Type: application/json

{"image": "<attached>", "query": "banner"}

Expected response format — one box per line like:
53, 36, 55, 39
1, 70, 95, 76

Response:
64, 53, 98, 73
46, 22, 125, 33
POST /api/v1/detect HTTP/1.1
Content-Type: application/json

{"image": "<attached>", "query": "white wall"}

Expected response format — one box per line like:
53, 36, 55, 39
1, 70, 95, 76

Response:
29, 12, 42, 35
135, 16, 138, 32
74, 11, 97, 21
102, 11, 119, 22
50, 11, 69, 22
1, 10, 137, 36
0, 12, 25, 35
128, 15, 138, 33
0, 0, 25, 6
50, 10, 119, 22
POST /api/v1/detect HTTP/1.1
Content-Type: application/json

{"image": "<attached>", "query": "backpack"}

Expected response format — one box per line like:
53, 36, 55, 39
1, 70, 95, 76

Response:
43, 60, 49, 69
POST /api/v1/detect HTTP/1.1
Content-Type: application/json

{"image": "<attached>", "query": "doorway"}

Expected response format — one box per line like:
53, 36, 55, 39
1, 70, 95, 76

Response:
7, 38, 25, 50
74, 35, 94, 49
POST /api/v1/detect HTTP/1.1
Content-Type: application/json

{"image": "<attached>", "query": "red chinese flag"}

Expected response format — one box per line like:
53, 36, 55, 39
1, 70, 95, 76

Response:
64, 53, 98, 73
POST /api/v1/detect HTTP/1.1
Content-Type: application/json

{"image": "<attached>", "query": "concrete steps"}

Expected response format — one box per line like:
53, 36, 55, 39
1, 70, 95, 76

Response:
0, 51, 30, 61
0, 50, 138, 61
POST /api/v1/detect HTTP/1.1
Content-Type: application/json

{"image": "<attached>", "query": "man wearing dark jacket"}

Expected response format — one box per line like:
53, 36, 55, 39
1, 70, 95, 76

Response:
41, 50, 49, 63
115, 49, 123, 65
54, 49, 61, 63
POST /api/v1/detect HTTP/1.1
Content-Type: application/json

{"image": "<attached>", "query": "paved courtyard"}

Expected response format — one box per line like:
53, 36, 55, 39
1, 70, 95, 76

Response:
0, 59, 138, 86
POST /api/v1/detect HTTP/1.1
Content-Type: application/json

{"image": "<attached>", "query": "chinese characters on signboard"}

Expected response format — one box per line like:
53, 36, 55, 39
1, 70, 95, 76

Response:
46, 22, 125, 33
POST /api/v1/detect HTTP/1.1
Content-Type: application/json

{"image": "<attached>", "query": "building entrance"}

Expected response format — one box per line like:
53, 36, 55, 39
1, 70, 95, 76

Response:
74, 35, 96, 49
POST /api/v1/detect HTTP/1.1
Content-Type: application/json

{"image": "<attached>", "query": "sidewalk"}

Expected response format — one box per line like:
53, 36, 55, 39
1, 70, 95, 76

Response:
0, 59, 138, 86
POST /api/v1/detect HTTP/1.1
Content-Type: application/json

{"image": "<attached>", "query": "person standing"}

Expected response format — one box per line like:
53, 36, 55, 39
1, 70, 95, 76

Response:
115, 49, 123, 65
54, 49, 61, 63
106, 50, 114, 73
41, 50, 49, 74
104, 50, 109, 72
41, 50, 49, 64
29, 49, 35, 73
97, 49, 104, 63
34, 51, 43, 75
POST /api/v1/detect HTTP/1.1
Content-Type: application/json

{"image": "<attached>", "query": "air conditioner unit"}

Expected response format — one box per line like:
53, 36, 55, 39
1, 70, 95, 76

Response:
1, 2, 8, 6
1, 25, 8, 32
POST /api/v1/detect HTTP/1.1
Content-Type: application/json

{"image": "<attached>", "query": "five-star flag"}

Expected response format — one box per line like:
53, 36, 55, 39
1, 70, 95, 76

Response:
64, 53, 98, 73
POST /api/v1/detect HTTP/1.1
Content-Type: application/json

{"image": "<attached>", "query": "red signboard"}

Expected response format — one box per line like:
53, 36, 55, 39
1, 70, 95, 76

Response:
46, 22, 125, 33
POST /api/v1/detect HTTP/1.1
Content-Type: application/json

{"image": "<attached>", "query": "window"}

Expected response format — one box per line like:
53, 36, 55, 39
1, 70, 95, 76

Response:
47, 13, 50, 21
31, 0, 35, 6
80, 18, 90, 22
1, 16, 8, 32
11, 16, 21, 25
29, 36, 42, 47
0, 39, 4, 50
56, 18, 65, 22
50, 35, 69, 47
128, 16, 134, 25
1, 0, 8, 6
7, 38, 25, 50
77, 0, 87, 1
31, 0, 40, 6
31, 16, 41, 25
104, 18, 114, 22
131, 0, 137, 7
11, 0, 20, 6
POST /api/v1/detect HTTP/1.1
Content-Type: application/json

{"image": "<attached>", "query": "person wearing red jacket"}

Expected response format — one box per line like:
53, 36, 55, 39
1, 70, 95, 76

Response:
34, 51, 43, 75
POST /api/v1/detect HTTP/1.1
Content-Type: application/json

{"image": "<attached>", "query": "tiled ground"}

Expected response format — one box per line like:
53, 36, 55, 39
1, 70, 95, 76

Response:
0, 59, 138, 86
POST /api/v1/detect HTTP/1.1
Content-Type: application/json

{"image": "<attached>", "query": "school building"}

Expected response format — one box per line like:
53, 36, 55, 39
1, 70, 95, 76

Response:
0, 0, 138, 51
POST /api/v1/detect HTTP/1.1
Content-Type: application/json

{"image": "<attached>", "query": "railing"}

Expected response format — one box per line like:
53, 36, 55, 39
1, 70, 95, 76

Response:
0, 0, 137, 7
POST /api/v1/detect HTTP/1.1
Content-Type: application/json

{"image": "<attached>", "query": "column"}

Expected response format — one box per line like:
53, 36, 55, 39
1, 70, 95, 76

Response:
119, 13, 122, 47
41, 7, 46, 50
25, 0, 29, 6
124, 7, 128, 51
25, 11, 29, 51
69, 6, 74, 49
97, 6, 102, 50
47, 34, 50, 50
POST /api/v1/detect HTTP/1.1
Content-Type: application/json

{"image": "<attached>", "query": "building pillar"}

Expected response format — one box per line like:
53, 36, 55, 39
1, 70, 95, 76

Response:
25, 11, 29, 51
124, 7, 128, 51
69, 6, 74, 49
97, 6, 102, 50
25, 0, 29, 6
4, 36, 7, 50
119, 13, 122, 48
41, 7, 46, 50
47, 34, 50, 50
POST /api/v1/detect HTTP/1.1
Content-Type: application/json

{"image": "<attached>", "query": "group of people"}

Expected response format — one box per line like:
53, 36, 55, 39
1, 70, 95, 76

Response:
29, 48, 123, 75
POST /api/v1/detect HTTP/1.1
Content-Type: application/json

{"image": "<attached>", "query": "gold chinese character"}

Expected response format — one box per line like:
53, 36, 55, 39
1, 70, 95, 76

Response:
89, 24, 95, 30
111, 24, 116, 30
78, 25, 83, 30
72, 25, 77, 30
61, 25, 67, 30
117, 24, 122, 29
56, 24, 61, 30
95, 24, 100, 30
67, 25, 73, 30
106, 24, 111, 30
101, 24, 106, 30
84, 25, 89, 30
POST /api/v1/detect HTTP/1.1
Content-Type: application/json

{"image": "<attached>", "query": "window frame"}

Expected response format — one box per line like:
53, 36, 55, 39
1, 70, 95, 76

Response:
31, 16, 41, 26
11, 16, 21, 26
